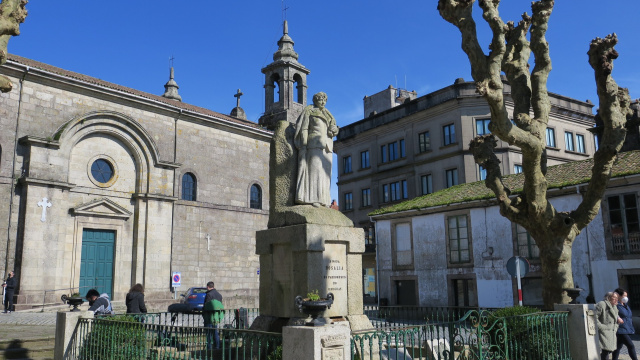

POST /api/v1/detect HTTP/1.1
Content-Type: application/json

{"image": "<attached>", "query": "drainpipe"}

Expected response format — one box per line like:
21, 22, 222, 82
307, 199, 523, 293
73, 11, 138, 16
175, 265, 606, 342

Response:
169, 109, 182, 296
5, 66, 29, 276
370, 216, 380, 307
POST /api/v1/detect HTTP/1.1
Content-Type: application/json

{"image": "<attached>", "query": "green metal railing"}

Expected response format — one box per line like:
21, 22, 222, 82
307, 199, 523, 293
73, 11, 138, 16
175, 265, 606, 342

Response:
351, 309, 571, 360
362, 305, 498, 330
64, 315, 281, 360
96, 308, 260, 330
501, 311, 571, 360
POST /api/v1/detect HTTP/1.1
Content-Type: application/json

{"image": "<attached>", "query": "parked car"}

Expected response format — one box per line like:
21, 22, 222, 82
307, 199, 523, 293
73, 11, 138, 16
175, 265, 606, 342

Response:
167, 287, 207, 313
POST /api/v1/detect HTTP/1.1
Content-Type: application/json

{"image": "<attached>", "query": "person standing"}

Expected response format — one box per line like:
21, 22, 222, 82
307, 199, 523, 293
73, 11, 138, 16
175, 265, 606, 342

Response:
126, 283, 148, 314
597, 291, 623, 360
613, 288, 638, 360
2, 271, 16, 313
202, 281, 223, 350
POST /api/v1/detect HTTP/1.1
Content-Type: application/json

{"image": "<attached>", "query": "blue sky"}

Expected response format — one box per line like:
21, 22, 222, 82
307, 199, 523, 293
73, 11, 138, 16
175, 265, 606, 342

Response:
9, 1, 640, 203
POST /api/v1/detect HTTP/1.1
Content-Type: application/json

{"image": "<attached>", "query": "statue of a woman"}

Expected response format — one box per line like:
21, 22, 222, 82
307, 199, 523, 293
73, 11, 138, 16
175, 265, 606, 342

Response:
294, 92, 339, 207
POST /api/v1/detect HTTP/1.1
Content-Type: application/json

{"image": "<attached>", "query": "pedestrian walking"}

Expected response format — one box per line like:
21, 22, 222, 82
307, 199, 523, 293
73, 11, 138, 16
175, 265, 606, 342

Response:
597, 291, 623, 360
613, 288, 638, 360
2, 271, 16, 313
202, 281, 223, 350
126, 283, 148, 314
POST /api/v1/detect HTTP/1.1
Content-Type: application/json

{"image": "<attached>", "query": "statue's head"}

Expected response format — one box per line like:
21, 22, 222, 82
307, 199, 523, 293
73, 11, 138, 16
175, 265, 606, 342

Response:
312, 92, 327, 109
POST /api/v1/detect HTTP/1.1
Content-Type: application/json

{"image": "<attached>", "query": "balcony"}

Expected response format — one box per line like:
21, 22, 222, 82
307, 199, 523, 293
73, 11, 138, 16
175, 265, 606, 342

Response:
612, 232, 640, 255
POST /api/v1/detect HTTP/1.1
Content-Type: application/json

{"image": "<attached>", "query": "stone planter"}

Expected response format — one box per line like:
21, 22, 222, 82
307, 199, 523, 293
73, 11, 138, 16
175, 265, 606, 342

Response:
294, 293, 334, 326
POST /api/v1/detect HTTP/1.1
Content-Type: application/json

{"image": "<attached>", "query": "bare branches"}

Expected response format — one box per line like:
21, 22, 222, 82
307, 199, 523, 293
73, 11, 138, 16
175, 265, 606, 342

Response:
0, 0, 27, 93
469, 135, 526, 222
572, 34, 630, 230
503, 14, 532, 129
530, 0, 554, 123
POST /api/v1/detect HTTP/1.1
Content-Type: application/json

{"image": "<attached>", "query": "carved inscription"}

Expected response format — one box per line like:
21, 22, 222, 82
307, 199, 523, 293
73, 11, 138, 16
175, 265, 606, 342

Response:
322, 348, 344, 360
323, 243, 348, 316
321, 334, 347, 348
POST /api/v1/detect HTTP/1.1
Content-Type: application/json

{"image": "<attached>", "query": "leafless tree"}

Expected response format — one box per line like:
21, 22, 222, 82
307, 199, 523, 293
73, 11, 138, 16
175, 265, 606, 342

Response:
438, 0, 632, 308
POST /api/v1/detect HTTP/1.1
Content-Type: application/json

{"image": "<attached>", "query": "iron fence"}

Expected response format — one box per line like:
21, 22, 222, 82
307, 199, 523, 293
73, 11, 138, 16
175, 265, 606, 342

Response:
351, 309, 571, 360
64, 315, 281, 360
363, 305, 498, 330
96, 308, 260, 330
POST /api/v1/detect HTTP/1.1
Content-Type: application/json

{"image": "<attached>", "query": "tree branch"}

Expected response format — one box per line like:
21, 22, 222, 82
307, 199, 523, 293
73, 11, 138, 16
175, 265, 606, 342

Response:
502, 14, 532, 129
530, 0, 554, 123
572, 34, 630, 230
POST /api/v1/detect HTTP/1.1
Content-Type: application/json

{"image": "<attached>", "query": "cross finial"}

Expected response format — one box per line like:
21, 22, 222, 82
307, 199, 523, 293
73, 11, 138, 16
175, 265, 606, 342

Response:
234, 89, 244, 107
169, 55, 175, 68
281, 0, 289, 23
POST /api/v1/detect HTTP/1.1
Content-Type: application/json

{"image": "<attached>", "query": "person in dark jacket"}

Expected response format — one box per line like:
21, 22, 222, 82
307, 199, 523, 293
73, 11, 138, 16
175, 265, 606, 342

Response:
86, 289, 113, 315
2, 271, 16, 314
203, 281, 223, 350
613, 288, 638, 360
126, 283, 148, 314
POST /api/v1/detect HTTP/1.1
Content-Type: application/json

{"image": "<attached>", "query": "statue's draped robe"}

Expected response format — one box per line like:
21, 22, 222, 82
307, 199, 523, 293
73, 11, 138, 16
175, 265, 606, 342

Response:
294, 105, 337, 206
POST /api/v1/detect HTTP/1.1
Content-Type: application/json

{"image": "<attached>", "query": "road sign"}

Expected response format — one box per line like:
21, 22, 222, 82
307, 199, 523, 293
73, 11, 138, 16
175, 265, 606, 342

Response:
506, 256, 530, 277
506, 256, 529, 306
172, 272, 181, 287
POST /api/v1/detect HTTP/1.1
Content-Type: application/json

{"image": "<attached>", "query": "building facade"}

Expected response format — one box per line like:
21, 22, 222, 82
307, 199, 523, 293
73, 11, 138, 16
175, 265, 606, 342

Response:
369, 150, 640, 307
0, 53, 276, 308
334, 80, 597, 300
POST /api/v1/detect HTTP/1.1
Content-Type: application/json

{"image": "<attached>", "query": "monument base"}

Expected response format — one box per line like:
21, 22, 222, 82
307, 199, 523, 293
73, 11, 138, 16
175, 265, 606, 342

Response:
283, 323, 351, 360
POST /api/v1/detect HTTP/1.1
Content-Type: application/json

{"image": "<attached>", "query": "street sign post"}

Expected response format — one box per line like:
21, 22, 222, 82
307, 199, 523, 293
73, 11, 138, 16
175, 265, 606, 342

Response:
171, 272, 181, 299
506, 256, 530, 306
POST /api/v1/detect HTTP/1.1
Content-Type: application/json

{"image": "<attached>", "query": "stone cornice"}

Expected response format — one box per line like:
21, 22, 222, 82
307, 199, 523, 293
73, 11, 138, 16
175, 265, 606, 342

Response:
132, 193, 179, 202
18, 177, 75, 190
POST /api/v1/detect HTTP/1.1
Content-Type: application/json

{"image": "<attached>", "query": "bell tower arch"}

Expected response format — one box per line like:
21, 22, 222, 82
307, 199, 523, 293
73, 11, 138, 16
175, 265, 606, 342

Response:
258, 21, 310, 130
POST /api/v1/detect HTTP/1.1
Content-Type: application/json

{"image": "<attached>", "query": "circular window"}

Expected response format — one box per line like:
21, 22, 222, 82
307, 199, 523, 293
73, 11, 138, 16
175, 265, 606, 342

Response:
91, 159, 114, 183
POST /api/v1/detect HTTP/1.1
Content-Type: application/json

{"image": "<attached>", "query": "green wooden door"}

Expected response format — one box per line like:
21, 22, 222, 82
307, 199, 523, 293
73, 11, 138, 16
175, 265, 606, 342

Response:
80, 229, 115, 298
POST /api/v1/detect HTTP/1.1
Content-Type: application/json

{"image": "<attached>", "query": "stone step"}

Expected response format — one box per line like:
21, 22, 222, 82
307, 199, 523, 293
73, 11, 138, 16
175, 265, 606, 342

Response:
0, 337, 55, 359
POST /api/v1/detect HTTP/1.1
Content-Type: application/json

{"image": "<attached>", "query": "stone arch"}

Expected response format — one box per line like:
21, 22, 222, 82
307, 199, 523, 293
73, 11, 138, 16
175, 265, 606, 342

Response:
269, 73, 281, 104
53, 111, 164, 193
293, 73, 303, 104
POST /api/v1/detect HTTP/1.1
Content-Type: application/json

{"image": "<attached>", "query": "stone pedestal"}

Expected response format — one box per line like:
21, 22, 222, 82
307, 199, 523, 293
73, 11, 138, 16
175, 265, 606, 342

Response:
554, 304, 599, 360
54, 310, 94, 359
283, 323, 351, 360
256, 223, 364, 319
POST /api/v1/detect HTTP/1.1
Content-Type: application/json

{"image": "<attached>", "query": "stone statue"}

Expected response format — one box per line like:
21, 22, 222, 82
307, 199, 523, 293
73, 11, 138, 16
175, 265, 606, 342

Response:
294, 92, 338, 207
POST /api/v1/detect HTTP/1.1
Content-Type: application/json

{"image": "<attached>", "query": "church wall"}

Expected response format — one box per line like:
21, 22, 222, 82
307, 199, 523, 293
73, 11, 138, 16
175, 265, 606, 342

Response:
0, 63, 271, 306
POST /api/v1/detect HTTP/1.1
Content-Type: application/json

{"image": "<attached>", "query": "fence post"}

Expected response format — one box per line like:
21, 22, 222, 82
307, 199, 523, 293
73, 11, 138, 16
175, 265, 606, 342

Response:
54, 310, 94, 359
554, 304, 599, 360
282, 323, 351, 360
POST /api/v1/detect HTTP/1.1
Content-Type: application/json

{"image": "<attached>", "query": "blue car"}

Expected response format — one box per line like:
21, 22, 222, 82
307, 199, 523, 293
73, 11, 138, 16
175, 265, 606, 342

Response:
168, 287, 207, 313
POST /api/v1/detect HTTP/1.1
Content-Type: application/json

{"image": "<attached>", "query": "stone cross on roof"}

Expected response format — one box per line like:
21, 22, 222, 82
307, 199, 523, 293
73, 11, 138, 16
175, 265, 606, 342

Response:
234, 89, 243, 108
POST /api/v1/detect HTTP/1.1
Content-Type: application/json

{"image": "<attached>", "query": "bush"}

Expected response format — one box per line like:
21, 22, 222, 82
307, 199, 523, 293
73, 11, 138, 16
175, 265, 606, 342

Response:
79, 315, 148, 360
490, 306, 561, 360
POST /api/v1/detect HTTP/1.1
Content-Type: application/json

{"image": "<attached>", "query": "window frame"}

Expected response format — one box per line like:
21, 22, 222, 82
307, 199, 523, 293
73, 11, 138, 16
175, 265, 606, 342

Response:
606, 193, 640, 256
249, 183, 262, 209
446, 168, 459, 188
545, 128, 556, 148
513, 223, 540, 260
576, 134, 586, 153
360, 150, 370, 169
391, 221, 414, 270
181, 172, 197, 201
344, 192, 353, 211
514, 164, 523, 174
443, 124, 456, 146
446, 214, 473, 266
565, 131, 575, 152
343, 155, 352, 174
418, 131, 431, 153
380, 144, 387, 163
361, 188, 371, 208
476, 118, 491, 136
478, 165, 487, 181
421, 174, 433, 195
382, 184, 390, 203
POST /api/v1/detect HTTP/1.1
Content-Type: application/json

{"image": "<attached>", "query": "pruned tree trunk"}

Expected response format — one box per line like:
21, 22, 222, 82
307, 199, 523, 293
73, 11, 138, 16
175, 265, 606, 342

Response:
438, 0, 631, 309
0, 0, 27, 92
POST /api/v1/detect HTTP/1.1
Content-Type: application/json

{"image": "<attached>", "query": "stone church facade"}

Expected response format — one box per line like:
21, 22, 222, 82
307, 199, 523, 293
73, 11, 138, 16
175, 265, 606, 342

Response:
0, 53, 273, 308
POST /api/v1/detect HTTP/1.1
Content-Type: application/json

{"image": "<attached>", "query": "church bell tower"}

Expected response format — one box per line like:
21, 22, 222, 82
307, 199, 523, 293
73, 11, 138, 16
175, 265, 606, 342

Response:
258, 20, 310, 130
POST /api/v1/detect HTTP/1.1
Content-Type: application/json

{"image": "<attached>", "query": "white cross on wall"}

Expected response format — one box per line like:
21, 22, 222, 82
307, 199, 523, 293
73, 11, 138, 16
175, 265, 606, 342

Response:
37, 197, 52, 222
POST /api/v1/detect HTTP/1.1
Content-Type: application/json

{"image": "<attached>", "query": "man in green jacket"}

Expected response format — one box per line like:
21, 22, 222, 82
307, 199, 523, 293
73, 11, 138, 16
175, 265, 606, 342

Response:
202, 281, 223, 350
